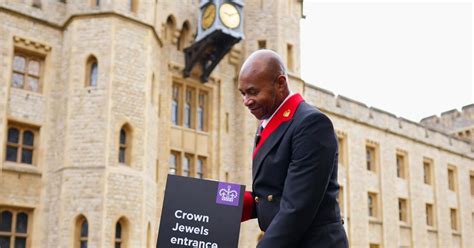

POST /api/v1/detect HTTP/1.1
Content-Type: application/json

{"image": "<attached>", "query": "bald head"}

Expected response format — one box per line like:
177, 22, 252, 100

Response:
238, 50, 291, 120
239, 49, 288, 84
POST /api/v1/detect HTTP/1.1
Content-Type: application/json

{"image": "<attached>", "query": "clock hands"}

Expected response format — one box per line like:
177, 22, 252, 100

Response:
223, 11, 237, 17
204, 12, 212, 20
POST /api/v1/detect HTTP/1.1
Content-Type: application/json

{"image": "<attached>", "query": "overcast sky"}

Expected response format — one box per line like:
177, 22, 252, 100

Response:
300, 0, 473, 122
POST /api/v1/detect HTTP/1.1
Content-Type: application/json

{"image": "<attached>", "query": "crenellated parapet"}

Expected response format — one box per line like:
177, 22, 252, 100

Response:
420, 103, 474, 142
302, 82, 474, 157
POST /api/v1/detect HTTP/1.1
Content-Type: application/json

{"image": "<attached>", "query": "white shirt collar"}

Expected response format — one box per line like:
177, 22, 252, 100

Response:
261, 92, 295, 128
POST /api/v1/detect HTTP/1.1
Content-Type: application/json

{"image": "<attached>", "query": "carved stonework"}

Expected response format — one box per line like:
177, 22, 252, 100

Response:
13, 36, 51, 53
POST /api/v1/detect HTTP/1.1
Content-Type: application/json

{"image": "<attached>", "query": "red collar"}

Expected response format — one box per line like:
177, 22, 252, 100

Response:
253, 93, 304, 158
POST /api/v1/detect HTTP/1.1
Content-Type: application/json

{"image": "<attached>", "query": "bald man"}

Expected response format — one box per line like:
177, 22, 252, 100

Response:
239, 50, 348, 248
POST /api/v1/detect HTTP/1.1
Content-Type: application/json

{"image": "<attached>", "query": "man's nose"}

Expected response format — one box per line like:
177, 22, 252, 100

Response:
242, 96, 254, 107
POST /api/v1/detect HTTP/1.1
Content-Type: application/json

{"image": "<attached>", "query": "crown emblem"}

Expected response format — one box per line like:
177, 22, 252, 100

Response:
218, 185, 238, 202
283, 109, 291, 117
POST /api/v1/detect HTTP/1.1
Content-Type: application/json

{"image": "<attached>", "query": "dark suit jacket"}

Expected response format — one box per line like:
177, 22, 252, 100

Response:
243, 94, 348, 248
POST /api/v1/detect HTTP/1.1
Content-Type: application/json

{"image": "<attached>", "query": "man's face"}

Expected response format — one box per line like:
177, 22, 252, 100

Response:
238, 73, 282, 120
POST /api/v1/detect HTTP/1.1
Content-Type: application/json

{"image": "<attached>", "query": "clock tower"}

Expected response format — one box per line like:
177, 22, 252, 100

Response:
183, 0, 244, 82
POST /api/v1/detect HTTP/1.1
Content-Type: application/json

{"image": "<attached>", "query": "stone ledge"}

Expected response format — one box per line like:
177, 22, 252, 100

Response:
2, 161, 42, 176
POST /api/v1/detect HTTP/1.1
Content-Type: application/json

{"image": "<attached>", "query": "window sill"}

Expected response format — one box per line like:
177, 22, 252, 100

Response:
171, 125, 209, 135
2, 161, 41, 175
427, 227, 437, 233
368, 218, 382, 224
10, 87, 43, 97
452, 230, 461, 236
399, 222, 411, 229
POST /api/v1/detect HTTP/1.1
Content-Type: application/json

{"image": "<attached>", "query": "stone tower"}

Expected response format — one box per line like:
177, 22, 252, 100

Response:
0, 0, 304, 247
2, 1, 473, 248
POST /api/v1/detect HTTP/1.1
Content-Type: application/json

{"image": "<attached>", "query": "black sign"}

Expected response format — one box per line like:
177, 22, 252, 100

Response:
157, 175, 245, 248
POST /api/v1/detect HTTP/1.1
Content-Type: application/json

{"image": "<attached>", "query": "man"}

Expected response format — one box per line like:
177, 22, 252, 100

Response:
239, 50, 348, 248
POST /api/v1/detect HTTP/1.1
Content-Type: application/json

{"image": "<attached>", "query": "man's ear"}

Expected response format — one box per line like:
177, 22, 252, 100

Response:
276, 75, 287, 91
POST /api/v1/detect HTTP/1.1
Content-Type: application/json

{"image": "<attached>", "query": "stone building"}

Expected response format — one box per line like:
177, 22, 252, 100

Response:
0, 0, 473, 247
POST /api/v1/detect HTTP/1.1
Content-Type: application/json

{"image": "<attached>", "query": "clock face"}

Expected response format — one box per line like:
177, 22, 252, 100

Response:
219, 3, 240, 29
201, 4, 216, 30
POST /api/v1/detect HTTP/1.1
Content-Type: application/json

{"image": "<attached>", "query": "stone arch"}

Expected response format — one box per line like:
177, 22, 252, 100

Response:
165, 15, 177, 42
178, 20, 192, 51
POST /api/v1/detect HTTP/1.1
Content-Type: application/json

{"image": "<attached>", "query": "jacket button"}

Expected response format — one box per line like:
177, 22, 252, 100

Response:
254, 196, 260, 203
267, 195, 273, 202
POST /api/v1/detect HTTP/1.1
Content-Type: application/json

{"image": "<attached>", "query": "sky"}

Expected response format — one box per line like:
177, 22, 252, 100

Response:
300, 0, 473, 122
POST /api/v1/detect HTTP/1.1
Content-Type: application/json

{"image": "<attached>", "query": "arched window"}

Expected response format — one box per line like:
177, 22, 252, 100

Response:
129, 0, 138, 12
178, 22, 190, 51
75, 215, 88, 248
86, 56, 98, 87
115, 222, 122, 247
0, 210, 30, 247
165, 16, 176, 42
114, 218, 128, 248
119, 124, 132, 165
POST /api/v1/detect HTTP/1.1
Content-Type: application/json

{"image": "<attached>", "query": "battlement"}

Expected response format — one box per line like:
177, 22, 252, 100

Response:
420, 103, 474, 134
303, 83, 474, 158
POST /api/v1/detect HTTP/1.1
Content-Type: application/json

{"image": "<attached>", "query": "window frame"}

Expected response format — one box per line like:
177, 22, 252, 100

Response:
396, 152, 407, 179
338, 186, 344, 218
11, 50, 45, 93
470, 172, 474, 196
336, 131, 347, 167
5, 122, 39, 165
184, 87, 195, 129
0, 208, 32, 248
169, 151, 207, 178
169, 150, 181, 175
286, 43, 294, 72
171, 83, 182, 126
129, 0, 138, 13
425, 203, 435, 227
196, 156, 206, 179
423, 158, 433, 185
91, 0, 100, 7
398, 198, 409, 223
367, 192, 378, 219
365, 144, 377, 172
450, 208, 458, 231
74, 215, 88, 248
114, 218, 128, 248
447, 165, 457, 192
85, 55, 98, 87
183, 153, 193, 177
171, 81, 210, 132
118, 124, 132, 166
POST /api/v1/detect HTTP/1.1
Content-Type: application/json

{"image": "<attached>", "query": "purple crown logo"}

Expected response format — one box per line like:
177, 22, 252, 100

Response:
219, 186, 238, 202
216, 182, 240, 206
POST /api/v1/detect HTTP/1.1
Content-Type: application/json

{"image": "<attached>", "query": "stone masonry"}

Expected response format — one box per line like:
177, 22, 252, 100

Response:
0, 1, 473, 247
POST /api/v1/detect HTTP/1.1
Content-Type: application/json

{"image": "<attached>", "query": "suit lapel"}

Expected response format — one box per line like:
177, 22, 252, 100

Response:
252, 120, 293, 181
252, 94, 304, 181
